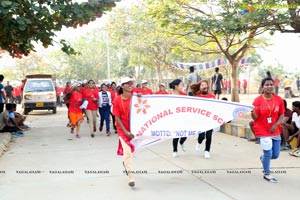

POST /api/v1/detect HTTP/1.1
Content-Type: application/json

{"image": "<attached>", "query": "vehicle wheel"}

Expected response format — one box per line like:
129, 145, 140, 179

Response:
24, 108, 29, 115
53, 107, 57, 114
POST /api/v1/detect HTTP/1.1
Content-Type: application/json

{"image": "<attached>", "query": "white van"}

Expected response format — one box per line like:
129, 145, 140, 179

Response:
22, 74, 57, 114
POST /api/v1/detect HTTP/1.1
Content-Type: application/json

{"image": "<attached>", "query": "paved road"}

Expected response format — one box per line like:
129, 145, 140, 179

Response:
0, 101, 299, 200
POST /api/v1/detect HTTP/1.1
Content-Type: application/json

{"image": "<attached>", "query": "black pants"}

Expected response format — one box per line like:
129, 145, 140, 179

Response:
197, 129, 213, 152
172, 137, 187, 152
0, 125, 18, 133
0, 103, 4, 113
110, 112, 116, 130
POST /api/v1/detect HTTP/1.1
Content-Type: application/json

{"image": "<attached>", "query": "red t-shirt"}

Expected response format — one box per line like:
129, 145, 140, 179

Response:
195, 93, 215, 99
253, 94, 284, 137
111, 89, 118, 102
140, 88, 153, 95
68, 91, 83, 113
273, 78, 280, 87
243, 80, 247, 88
179, 91, 187, 96
82, 88, 99, 110
113, 95, 131, 138
155, 91, 169, 95
64, 87, 72, 104
14, 87, 21, 96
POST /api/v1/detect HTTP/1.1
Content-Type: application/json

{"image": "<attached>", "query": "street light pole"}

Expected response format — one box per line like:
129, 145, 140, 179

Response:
106, 33, 110, 80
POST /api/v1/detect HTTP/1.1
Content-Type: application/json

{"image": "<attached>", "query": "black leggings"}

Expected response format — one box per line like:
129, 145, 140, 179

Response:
197, 129, 213, 152
172, 137, 187, 152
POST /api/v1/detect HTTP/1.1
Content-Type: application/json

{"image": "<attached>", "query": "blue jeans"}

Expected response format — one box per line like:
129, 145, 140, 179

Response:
99, 106, 111, 132
259, 138, 281, 175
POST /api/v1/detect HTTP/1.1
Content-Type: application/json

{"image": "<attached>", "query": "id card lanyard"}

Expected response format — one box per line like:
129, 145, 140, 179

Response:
262, 95, 275, 124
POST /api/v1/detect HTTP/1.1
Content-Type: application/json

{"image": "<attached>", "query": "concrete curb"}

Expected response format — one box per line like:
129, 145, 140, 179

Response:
220, 122, 255, 139
0, 132, 12, 156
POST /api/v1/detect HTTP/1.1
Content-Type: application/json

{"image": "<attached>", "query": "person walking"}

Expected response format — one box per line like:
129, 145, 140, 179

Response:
186, 66, 201, 96
4, 81, 14, 103
243, 79, 248, 94
110, 82, 118, 134
113, 77, 136, 187
0, 75, 8, 113
273, 75, 280, 95
68, 83, 85, 138
190, 80, 215, 159
83, 80, 99, 138
251, 77, 285, 183
98, 83, 112, 136
210, 67, 224, 99
169, 79, 187, 157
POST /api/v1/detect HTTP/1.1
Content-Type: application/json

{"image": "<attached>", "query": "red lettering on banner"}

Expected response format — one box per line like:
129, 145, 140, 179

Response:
136, 109, 174, 136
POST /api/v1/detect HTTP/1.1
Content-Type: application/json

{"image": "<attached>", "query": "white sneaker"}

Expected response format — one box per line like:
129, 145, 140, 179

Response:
204, 151, 210, 159
181, 144, 186, 152
195, 143, 200, 152
173, 152, 178, 157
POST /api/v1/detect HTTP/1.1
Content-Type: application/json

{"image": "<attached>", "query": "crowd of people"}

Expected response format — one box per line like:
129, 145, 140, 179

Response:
0, 75, 29, 137
2, 69, 300, 187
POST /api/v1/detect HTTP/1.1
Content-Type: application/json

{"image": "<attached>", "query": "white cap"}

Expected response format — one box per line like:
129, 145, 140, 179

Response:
141, 80, 148, 84
120, 77, 134, 85
158, 83, 165, 87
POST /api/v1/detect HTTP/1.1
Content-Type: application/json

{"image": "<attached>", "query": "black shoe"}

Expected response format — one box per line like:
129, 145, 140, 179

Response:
128, 179, 135, 187
91, 134, 95, 138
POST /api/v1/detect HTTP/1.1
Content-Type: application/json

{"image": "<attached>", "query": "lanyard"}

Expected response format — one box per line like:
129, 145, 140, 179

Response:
262, 94, 274, 116
121, 96, 130, 118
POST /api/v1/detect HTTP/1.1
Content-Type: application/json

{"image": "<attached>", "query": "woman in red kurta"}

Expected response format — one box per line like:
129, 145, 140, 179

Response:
190, 80, 215, 159
113, 77, 136, 187
82, 80, 99, 138
68, 84, 84, 138
251, 77, 284, 183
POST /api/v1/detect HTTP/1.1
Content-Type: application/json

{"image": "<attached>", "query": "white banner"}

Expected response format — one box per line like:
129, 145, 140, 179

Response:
130, 94, 253, 153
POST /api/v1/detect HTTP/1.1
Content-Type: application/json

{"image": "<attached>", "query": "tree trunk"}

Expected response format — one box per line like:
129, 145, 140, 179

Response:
157, 60, 162, 83
230, 62, 240, 102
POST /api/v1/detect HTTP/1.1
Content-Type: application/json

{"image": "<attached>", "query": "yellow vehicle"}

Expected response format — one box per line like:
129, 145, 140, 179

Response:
22, 74, 57, 115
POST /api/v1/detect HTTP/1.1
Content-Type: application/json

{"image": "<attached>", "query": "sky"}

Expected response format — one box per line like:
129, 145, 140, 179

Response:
1, 0, 300, 73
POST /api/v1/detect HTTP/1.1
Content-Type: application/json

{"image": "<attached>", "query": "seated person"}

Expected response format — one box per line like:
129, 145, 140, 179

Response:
282, 101, 300, 150
0, 103, 23, 135
11, 104, 29, 130
280, 99, 293, 150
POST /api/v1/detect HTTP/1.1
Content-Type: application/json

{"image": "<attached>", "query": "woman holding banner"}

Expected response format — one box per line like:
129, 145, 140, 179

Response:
251, 77, 284, 183
169, 79, 187, 157
190, 80, 215, 159
113, 77, 136, 187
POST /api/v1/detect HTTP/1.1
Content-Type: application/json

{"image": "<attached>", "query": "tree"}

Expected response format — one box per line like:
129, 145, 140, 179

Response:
145, 0, 299, 101
0, 0, 119, 58
106, 6, 190, 84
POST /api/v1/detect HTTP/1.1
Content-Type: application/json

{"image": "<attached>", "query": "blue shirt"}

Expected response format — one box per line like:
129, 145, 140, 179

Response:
0, 83, 4, 103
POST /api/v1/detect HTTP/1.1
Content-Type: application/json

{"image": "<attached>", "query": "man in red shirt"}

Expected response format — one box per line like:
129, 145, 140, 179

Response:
190, 79, 215, 159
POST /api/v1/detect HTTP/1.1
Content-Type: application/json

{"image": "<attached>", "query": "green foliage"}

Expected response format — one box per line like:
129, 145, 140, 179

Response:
0, 0, 119, 58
